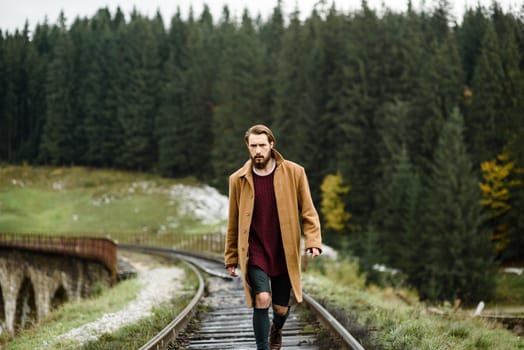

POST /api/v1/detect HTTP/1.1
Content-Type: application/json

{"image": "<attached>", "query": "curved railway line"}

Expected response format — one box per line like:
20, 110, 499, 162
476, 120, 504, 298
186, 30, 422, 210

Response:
3, 235, 522, 348
121, 244, 365, 350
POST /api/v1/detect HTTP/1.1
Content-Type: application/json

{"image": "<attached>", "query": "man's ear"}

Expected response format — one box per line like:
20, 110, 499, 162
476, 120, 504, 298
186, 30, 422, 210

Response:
270, 141, 274, 149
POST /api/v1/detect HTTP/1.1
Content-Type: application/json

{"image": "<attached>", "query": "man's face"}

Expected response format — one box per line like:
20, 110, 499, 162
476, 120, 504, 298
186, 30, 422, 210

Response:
247, 133, 273, 170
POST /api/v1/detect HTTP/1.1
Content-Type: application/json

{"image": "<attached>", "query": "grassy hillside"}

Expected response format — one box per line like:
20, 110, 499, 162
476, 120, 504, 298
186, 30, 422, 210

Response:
304, 258, 524, 350
1, 165, 522, 349
0, 165, 227, 236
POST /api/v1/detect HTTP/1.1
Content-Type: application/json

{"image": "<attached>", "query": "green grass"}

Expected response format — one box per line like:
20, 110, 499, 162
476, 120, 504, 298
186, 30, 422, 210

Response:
493, 272, 524, 306
2, 165, 523, 349
4, 276, 140, 349
0, 165, 216, 348
304, 258, 524, 350
0, 165, 225, 235
3, 260, 197, 350
80, 263, 197, 350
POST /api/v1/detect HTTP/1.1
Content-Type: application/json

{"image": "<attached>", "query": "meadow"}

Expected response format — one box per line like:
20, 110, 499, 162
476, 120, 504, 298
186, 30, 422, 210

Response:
1, 165, 522, 349
0, 165, 227, 236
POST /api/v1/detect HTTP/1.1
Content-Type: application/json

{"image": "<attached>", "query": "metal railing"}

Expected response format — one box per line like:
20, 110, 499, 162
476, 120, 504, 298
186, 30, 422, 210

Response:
0, 233, 118, 281
0, 231, 226, 281
106, 231, 225, 256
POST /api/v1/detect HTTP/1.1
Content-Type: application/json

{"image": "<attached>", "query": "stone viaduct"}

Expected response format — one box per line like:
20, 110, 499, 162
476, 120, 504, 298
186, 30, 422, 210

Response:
0, 235, 117, 335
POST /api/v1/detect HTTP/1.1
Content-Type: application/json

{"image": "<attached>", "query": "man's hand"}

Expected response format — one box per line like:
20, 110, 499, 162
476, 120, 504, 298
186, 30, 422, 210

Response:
226, 265, 238, 277
306, 247, 321, 258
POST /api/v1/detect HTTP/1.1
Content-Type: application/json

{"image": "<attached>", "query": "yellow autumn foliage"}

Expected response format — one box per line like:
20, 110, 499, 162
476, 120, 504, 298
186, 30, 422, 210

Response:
480, 154, 514, 218
320, 172, 351, 232
479, 151, 523, 253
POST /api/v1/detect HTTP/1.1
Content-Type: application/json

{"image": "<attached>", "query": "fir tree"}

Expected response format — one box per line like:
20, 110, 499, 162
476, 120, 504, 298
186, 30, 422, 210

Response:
271, 11, 310, 164
258, 1, 284, 123
420, 108, 495, 304
456, 6, 489, 84
0, 30, 8, 161
115, 14, 159, 170
335, 3, 383, 228
156, 9, 189, 177
39, 13, 78, 165
183, 6, 217, 180
212, 8, 266, 191
465, 22, 505, 165
372, 146, 422, 275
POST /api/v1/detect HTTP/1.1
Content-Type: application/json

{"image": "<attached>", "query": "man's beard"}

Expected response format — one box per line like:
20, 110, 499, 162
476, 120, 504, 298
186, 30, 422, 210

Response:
252, 153, 271, 170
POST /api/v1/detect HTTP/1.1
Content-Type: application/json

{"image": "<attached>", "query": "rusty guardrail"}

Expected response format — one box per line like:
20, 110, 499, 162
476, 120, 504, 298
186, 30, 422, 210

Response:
0, 231, 226, 282
107, 231, 225, 256
0, 233, 118, 281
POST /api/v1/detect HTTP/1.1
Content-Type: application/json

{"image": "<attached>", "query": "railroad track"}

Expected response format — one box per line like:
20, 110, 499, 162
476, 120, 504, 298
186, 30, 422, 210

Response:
120, 244, 365, 350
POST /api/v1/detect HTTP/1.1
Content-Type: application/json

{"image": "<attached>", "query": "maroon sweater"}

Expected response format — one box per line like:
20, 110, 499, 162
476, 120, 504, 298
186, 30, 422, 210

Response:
248, 170, 287, 276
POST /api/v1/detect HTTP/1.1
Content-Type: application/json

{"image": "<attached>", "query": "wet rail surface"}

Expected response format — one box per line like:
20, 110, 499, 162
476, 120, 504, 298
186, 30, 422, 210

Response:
120, 244, 365, 350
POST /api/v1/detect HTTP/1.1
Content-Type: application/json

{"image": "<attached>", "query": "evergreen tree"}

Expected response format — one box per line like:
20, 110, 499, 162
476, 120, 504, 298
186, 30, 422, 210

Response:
374, 101, 412, 182
212, 8, 266, 191
465, 22, 505, 165
115, 13, 159, 170
157, 6, 217, 179
457, 6, 489, 84
369, 146, 422, 273
334, 3, 383, 228
183, 6, 217, 180
271, 11, 311, 166
20, 24, 48, 163
258, 1, 284, 123
27, 22, 61, 162
505, 166, 524, 261
371, 10, 427, 227
69, 17, 94, 165
0, 25, 43, 163
494, 10, 524, 261
305, 7, 346, 199
419, 108, 495, 304
394, 153, 423, 287
156, 9, 190, 177
499, 17, 524, 151
0, 29, 3, 134
0, 30, 17, 162
151, 10, 168, 64
271, 6, 343, 201
39, 13, 79, 164
505, 48, 524, 257
0, 30, 7, 161
360, 225, 383, 282
408, 35, 464, 175
427, 0, 455, 41
82, 8, 124, 167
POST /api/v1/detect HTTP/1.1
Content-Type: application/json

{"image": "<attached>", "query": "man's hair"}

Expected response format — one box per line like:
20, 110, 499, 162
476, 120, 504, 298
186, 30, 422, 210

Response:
244, 124, 276, 145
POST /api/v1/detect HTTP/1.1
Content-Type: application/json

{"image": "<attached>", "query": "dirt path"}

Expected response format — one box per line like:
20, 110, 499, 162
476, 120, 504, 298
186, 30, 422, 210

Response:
50, 251, 185, 348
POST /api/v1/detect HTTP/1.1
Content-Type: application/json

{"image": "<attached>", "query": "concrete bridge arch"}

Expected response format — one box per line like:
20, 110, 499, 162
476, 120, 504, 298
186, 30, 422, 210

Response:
0, 249, 111, 335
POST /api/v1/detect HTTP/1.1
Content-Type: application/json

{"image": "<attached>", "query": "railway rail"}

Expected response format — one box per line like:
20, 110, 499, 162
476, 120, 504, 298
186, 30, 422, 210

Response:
120, 244, 365, 350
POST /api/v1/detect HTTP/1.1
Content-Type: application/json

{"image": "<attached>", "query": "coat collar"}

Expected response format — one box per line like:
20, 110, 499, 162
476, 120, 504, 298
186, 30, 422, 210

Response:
238, 149, 285, 178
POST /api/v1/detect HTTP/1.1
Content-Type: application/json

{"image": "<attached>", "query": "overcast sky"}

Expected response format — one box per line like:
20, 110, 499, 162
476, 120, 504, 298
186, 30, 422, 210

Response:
0, 0, 521, 33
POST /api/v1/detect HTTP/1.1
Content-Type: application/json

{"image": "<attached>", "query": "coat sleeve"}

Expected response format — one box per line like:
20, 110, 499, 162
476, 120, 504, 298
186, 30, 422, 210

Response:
224, 174, 240, 266
297, 168, 322, 252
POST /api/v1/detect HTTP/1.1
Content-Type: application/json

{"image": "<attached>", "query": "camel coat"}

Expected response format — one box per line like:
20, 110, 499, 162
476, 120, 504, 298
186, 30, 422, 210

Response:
224, 149, 322, 307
